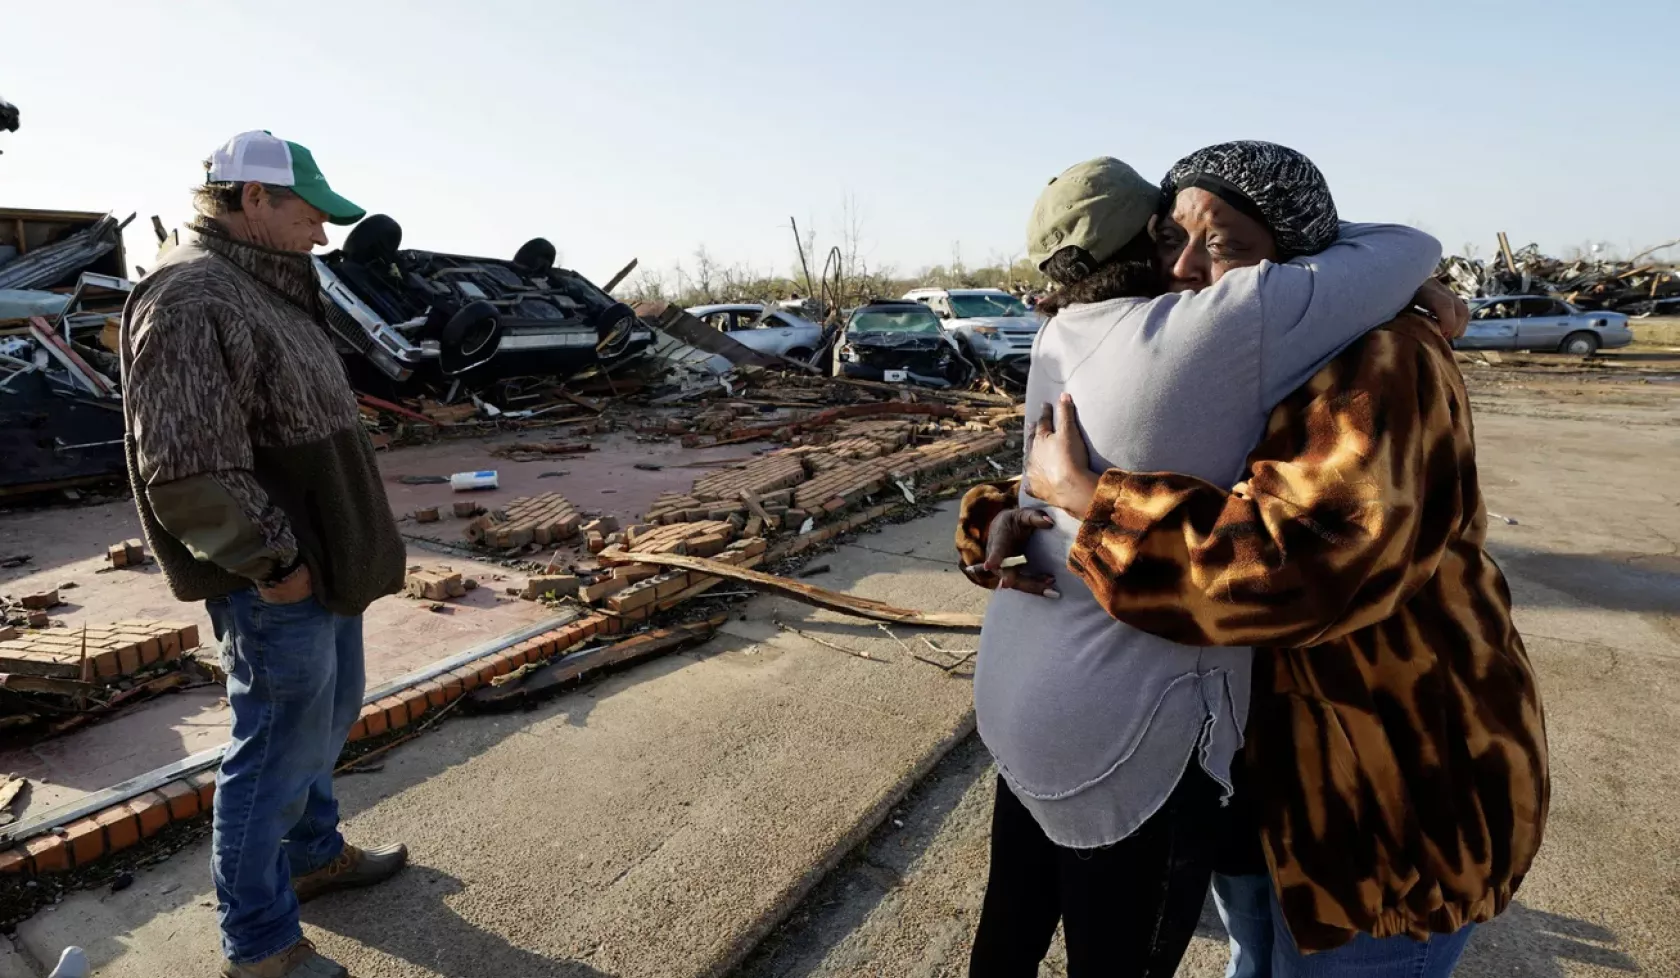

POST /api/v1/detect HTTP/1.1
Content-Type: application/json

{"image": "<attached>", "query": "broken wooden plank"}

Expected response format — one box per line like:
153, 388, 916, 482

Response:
621, 551, 983, 629
738, 490, 781, 531
0, 673, 102, 696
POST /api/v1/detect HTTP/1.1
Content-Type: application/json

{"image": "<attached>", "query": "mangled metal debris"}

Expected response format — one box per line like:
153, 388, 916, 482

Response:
0, 209, 132, 496
1441, 235, 1680, 317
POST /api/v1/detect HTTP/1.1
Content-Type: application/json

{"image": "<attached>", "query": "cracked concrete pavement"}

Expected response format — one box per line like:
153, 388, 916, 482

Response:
733, 405, 1680, 976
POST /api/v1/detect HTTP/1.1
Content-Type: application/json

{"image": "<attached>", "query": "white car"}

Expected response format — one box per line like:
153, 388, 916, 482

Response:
901, 288, 1040, 381
686, 303, 825, 361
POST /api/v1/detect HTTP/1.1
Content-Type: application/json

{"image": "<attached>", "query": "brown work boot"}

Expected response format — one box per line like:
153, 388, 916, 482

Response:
221, 938, 347, 977
292, 842, 408, 904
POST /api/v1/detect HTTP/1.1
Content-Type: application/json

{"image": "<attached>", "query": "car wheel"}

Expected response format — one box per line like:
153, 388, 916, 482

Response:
439, 300, 503, 376
593, 301, 637, 358
343, 214, 402, 266
1560, 331, 1599, 356
513, 237, 557, 275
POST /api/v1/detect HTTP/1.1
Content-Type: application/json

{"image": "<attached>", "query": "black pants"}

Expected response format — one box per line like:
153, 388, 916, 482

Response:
969, 769, 1225, 978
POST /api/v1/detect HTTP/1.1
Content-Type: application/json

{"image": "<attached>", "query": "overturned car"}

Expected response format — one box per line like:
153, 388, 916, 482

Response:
832, 300, 973, 388
314, 214, 654, 395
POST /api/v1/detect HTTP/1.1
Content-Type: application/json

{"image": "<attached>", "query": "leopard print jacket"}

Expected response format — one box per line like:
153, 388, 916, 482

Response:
956, 314, 1548, 952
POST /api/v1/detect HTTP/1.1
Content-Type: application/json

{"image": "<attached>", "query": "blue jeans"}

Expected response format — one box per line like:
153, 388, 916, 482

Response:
206, 590, 365, 964
1214, 873, 1475, 978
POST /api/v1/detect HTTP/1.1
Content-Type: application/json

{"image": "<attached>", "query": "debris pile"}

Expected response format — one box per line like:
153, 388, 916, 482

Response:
1440, 235, 1680, 317
1, 208, 135, 497
0, 618, 206, 738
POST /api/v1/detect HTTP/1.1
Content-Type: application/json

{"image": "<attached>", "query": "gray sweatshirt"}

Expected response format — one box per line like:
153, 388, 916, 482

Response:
973, 223, 1442, 848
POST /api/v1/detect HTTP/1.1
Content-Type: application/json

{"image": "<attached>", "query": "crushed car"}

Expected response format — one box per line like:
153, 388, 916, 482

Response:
902, 287, 1041, 383
832, 299, 973, 388
313, 214, 654, 396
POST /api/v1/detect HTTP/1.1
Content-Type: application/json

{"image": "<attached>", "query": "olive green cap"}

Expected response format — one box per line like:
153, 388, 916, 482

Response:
1026, 157, 1159, 270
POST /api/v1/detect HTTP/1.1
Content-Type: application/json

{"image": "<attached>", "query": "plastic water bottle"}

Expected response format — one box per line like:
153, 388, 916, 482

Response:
450, 470, 499, 492
49, 947, 89, 978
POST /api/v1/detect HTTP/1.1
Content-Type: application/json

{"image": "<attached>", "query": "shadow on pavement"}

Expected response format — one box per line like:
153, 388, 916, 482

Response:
1458, 901, 1639, 977
1490, 542, 1680, 614
1193, 896, 1637, 978
733, 735, 995, 977
305, 865, 608, 977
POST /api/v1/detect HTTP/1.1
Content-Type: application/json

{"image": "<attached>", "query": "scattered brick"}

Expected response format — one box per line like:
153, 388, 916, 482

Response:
415, 507, 441, 523
464, 492, 582, 549
581, 576, 631, 604
406, 568, 466, 601
0, 619, 195, 681
582, 516, 620, 535
522, 575, 579, 600
20, 590, 59, 610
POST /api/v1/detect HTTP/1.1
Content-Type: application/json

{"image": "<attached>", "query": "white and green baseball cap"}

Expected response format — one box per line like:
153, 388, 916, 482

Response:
207, 130, 365, 226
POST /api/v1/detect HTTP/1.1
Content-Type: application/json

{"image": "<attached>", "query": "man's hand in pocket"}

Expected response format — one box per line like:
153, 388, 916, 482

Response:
257, 564, 313, 605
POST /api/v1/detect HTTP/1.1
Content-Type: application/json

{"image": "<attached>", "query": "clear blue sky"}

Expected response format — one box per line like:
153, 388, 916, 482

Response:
6, 0, 1677, 284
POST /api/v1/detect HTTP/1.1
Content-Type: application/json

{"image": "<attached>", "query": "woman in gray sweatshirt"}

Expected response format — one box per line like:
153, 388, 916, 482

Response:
966, 144, 1444, 977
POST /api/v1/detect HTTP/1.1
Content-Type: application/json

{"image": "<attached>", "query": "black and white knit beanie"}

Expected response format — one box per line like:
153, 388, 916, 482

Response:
1162, 141, 1339, 257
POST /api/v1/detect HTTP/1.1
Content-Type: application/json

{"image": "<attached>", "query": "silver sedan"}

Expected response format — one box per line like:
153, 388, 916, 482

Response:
686, 303, 825, 360
1457, 295, 1633, 355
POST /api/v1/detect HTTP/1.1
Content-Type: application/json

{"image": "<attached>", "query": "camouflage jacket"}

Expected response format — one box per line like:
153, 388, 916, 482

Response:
956, 314, 1549, 952
120, 220, 404, 615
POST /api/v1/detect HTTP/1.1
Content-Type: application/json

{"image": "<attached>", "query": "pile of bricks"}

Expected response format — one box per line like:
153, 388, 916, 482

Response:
688, 453, 807, 502
601, 537, 767, 617
620, 520, 738, 557
464, 492, 582, 549
0, 620, 199, 680
823, 418, 920, 446
105, 539, 146, 568
882, 430, 1010, 482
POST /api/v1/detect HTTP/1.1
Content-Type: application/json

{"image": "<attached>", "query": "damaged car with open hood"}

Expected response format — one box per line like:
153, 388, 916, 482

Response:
831, 299, 973, 388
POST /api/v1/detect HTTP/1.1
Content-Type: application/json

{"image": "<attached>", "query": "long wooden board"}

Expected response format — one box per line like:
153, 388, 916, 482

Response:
622, 551, 983, 629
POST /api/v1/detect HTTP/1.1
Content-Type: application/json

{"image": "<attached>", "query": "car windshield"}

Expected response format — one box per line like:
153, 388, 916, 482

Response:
948, 294, 1028, 318
850, 310, 942, 335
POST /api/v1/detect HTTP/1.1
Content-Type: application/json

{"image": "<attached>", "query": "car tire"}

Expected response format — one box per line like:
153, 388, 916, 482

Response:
513, 237, 557, 275
1560, 331, 1600, 356
439, 300, 503, 376
343, 214, 402, 266
593, 301, 637, 358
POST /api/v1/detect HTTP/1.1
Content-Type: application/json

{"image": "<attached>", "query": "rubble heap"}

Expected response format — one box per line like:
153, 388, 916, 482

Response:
1440, 237, 1679, 317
